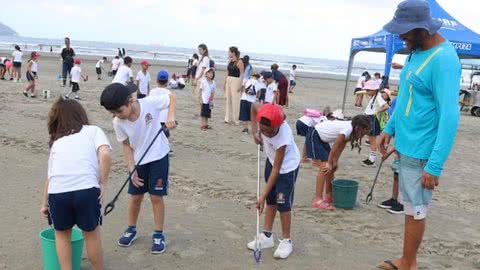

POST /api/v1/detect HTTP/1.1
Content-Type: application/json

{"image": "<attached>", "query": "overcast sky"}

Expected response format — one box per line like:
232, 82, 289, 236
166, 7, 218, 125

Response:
1, 0, 478, 62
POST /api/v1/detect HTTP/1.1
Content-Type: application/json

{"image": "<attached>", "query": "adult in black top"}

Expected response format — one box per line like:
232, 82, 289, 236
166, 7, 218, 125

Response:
223, 46, 244, 124
271, 64, 289, 106
61, 37, 75, 87
227, 61, 241, 77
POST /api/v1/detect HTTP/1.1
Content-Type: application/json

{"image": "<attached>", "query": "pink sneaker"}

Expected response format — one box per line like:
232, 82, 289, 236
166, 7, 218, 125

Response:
311, 199, 323, 208
323, 197, 333, 204
315, 201, 335, 211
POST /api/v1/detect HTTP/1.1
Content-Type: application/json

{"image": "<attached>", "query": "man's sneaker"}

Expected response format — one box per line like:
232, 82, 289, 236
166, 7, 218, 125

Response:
151, 233, 166, 254
273, 239, 293, 259
377, 198, 397, 209
361, 159, 376, 168
247, 233, 274, 250
388, 202, 405, 214
118, 227, 137, 247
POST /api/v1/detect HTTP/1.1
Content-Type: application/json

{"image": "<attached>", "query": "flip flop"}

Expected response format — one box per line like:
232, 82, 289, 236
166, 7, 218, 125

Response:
377, 260, 399, 270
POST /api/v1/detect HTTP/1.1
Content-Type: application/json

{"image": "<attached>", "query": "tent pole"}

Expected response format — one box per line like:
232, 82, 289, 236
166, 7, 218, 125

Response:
341, 51, 356, 112
384, 35, 395, 77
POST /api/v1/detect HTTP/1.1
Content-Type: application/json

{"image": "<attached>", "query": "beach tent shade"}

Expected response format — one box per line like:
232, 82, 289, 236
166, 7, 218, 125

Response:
341, 0, 480, 111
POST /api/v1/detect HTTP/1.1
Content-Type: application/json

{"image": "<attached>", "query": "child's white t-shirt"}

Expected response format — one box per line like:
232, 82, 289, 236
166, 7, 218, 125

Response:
70, 66, 81, 83
149, 87, 171, 123
315, 120, 353, 143
111, 58, 121, 70
356, 76, 365, 89
136, 71, 151, 95
30, 60, 38, 73
195, 56, 210, 79
112, 65, 133, 85
364, 93, 387, 115
96, 59, 104, 68
265, 82, 278, 103
289, 69, 296, 81
299, 115, 326, 127
113, 95, 171, 165
12, 50, 22, 62
48, 125, 111, 194
241, 79, 258, 103
178, 77, 185, 85
199, 78, 216, 104
261, 122, 301, 174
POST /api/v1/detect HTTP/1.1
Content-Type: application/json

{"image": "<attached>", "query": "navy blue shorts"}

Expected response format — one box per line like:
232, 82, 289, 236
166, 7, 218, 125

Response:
306, 128, 331, 161
368, 114, 381, 136
48, 187, 102, 232
201, 103, 211, 118
129, 155, 169, 196
264, 160, 299, 212
296, 120, 309, 137
290, 80, 296, 86
258, 89, 266, 102
239, 100, 252, 121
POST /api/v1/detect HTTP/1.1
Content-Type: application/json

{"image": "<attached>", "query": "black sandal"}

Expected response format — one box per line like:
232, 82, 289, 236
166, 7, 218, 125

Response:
377, 260, 399, 270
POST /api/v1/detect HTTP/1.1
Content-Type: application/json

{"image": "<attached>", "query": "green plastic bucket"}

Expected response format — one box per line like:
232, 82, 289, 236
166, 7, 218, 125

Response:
332, 179, 359, 209
39, 227, 84, 270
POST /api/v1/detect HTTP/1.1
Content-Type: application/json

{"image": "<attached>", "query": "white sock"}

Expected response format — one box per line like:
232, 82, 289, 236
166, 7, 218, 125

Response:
368, 152, 377, 162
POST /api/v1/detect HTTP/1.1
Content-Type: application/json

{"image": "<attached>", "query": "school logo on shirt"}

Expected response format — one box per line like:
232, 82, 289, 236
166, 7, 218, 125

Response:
145, 113, 153, 125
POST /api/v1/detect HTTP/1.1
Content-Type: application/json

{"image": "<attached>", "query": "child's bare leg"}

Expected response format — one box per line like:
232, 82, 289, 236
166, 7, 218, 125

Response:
301, 144, 308, 163
83, 227, 103, 270
31, 82, 36, 96
55, 229, 73, 270
368, 135, 378, 163
279, 211, 291, 239
150, 195, 165, 231
128, 194, 144, 227
324, 170, 334, 200
263, 204, 276, 232
313, 161, 326, 202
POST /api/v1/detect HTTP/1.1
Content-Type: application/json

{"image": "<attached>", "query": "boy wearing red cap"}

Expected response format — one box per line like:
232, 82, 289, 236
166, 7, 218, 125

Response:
135, 60, 151, 99
247, 103, 300, 259
65, 58, 87, 100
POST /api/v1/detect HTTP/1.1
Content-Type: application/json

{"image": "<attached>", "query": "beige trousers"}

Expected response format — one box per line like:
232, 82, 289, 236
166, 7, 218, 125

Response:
224, 76, 242, 123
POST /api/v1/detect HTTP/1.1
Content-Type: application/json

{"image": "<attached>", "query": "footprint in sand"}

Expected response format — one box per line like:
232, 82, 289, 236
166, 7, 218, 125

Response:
127, 250, 145, 264
224, 230, 242, 240
178, 247, 205, 258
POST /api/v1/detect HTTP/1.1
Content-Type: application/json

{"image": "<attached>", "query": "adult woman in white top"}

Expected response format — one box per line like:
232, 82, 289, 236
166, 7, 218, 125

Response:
11, 45, 23, 82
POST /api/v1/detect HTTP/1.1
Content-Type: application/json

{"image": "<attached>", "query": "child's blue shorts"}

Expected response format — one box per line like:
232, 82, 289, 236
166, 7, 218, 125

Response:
129, 155, 169, 197
264, 160, 299, 212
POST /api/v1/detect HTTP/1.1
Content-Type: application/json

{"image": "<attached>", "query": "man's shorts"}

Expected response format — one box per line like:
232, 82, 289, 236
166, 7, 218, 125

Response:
306, 128, 331, 161
48, 187, 102, 231
129, 155, 169, 196
398, 153, 431, 220
391, 159, 400, 175
264, 160, 299, 212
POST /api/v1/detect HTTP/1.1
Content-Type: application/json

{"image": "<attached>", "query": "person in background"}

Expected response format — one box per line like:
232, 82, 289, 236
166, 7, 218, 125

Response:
112, 56, 134, 85
354, 71, 370, 107
61, 37, 75, 87
65, 58, 88, 100
194, 44, 210, 99
0, 56, 6, 80
189, 54, 199, 84
263, 71, 278, 104
224, 46, 244, 125
12, 45, 23, 82
135, 60, 151, 98
271, 64, 289, 107
111, 56, 121, 77
289, 65, 297, 94
199, 69, 216, 130
96, 57, 107, 80
374, 72, 382, 85
239, 72, 260, 133
24, 52, 40, 98
242, 55, 252, 84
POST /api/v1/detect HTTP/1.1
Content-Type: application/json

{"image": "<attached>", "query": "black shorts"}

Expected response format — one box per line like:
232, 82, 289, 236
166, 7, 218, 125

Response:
13, 62, 21, 68
191, 66, 197, 77
178, 83, 185, 89
112, 70, 117, 76
259, 89, 266, 102
137, 93, 146, 99
0, 63, 5, 68
72, 82, 80, 92
296, 120, 309, 137
96, 67, 102, 75
239, 100, 252, 121
354, 87, 362, 94
290, 80, 296, 86
26, 72, 37, 82
368, 114, 381, 136
201, 103, 211, 118
129, 155, 169, 196
265, 160, 299, 212
306, 128, 331, 161
48, 187, 102, 231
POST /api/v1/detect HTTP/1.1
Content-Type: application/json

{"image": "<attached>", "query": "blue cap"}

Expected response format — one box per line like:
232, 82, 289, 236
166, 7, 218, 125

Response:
157, 70, 169, 81
383, 0, 442, 35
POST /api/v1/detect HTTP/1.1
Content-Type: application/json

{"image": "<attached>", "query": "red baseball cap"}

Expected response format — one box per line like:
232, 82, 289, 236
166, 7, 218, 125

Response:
256, 104, 284, 128
74, 58, 81, 65
140, 60, 150, 66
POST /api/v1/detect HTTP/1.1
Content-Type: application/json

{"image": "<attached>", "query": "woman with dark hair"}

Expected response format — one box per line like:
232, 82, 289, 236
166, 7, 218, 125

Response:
271, 64, 289, 107
242, 55, 252, 83
11, 45, 23, 82
224, 46, 244, 125
41, 97, 111, 270
61, 37, 75, 87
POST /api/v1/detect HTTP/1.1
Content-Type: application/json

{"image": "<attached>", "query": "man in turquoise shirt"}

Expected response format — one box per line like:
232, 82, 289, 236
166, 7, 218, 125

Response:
377, 1, 460, 270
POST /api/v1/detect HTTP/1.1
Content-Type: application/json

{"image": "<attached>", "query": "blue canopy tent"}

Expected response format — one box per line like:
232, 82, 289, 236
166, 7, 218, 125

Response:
341, 0, 480, 111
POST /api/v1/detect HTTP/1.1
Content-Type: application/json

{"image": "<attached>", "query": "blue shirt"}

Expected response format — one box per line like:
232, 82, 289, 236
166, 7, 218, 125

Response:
383, 41, 460, 176
387, 98, 397, 116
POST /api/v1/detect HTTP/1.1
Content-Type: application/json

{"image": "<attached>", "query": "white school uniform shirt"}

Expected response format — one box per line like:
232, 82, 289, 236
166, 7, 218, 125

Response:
299, 115, 326, 127
355, 76, 365, 89
112, 65, 133, 85
149, 87, 171, 123
96, 59, 104, 68
30, 60, 38, 73
136, 71, 151, 95
364, 93, 387, 115
315, 120, 353, 143
178, 77, 185, 85
47, 125, 111, 194
70, 65, 82, 83
261, 122, 300, 174
199, 78, 216, 104
113, 95, 171, 165
111, 58, 121, 71
265, 82, 278, 103
195, 56, 210, 79
289, 69, 296, 81
241, 79, 259, 103
12, 50, 22, 63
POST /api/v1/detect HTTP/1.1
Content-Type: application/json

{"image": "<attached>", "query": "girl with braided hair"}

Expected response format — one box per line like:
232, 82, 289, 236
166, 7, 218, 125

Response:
306, 114, 371, 210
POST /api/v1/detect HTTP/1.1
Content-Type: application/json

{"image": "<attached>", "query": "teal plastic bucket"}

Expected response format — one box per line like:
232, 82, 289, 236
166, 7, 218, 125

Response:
332, 179, 359, 209
39, 227, 84, 270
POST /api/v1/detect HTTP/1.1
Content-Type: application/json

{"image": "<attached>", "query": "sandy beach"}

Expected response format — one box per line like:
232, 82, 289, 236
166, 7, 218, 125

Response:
0, 54, 479, 270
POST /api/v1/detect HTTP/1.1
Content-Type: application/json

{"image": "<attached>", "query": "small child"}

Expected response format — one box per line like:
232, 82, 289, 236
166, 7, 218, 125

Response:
256, 74, 267, 104
135, 60, 151, 99
199, 68, 216, 130
24, 51, 40, 98
0, 56, 6, 80
100, 82, 176, 254
150, 70, 172, 137
308, 115, 371, 210
295, 109, 327, 163
112, 56, 133, 85
41, 97, 112, 270
263, 71, 278, 104
65, 58, 87, 100
111, 56, 121, 76
247, 103, 300, 259
96, 57, 107, 80
239, 73, 261, 133
289, 64, 297, 94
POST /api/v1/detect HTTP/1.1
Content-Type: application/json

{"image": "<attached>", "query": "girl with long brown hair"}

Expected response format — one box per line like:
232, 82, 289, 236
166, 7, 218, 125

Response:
41, 97, 112, 270
224, 46, 244, 125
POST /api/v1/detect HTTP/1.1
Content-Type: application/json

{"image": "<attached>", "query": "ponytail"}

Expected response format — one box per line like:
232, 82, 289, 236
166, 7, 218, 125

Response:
350, 115, 371, 153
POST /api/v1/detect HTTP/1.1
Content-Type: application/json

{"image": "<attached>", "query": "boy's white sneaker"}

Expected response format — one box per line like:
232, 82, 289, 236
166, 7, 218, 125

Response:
247, 233, 274, 250
273, 239, 293, 259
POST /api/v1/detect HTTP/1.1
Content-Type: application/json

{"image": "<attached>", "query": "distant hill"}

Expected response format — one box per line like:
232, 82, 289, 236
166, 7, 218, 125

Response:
0, 22, 18, 36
